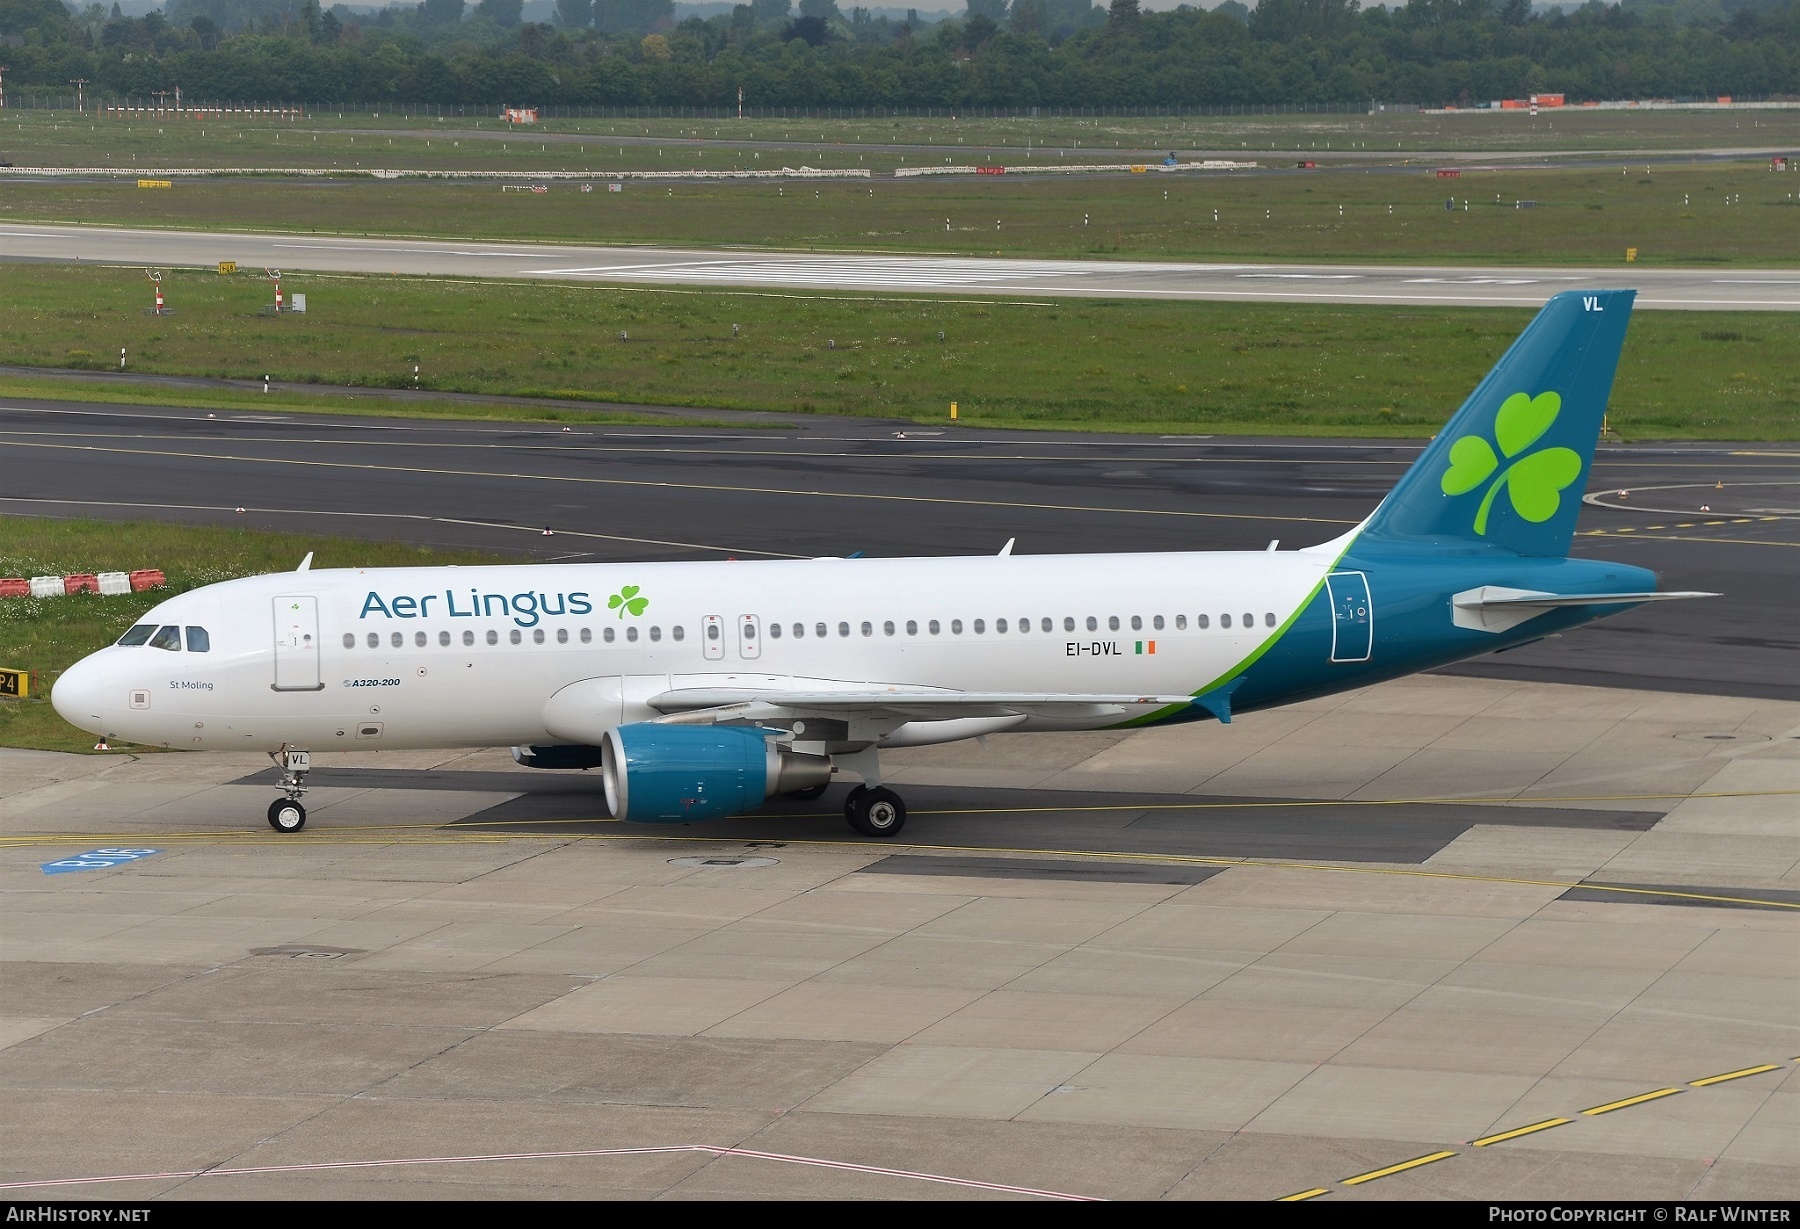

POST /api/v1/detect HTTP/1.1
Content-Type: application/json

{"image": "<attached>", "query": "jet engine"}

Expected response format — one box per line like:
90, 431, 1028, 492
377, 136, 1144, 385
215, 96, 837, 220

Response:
600, 723, 832, 822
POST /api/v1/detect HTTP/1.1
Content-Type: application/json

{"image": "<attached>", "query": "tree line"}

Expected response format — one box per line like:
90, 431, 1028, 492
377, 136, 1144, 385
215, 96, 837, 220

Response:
1, 0, 1795, 108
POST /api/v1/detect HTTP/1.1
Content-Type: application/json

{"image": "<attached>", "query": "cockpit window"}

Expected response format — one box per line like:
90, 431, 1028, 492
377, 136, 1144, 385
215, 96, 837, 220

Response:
148, 625, 182, 651
185, 627, 211, 653
117, 624, 157, 646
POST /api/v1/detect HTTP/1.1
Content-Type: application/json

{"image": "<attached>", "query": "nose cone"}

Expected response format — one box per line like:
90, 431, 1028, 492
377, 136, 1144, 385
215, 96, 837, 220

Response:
52, 654, 108, 735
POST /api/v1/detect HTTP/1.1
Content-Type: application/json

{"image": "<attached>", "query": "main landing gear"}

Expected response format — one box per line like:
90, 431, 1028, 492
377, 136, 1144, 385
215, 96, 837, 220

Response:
267, 747, 311, 833
844, 784, 907, 838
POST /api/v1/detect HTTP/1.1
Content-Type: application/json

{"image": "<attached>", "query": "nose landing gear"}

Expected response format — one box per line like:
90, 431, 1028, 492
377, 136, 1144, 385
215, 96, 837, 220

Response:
266, 747, 311, 832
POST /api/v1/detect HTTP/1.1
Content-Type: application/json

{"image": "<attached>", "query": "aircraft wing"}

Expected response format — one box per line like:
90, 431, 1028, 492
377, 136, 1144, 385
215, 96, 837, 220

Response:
647, 688, 1200, 722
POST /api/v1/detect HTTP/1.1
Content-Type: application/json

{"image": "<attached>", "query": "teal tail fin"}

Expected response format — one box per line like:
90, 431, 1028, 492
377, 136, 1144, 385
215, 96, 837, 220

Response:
1358, 289, 1635, 558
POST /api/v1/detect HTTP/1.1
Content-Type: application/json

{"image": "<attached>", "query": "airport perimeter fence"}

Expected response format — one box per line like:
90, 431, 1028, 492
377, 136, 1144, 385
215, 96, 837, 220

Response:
6, 97, 1422, 119
10, 94, 1798, 118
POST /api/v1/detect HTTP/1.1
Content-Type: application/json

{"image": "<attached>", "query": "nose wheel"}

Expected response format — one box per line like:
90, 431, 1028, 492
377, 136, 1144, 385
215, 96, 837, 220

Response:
844, 785, 907, 838
267, 747, 311, 834
267, 799, 307, 833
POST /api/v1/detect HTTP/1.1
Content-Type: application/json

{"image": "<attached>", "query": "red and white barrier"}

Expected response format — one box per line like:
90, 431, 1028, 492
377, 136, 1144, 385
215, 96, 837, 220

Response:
0, 570, 164, 599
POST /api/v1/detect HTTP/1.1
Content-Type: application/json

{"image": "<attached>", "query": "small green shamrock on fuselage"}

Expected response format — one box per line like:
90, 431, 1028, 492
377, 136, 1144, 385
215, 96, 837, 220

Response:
607, 585, 649, 618
1440, 391, 1583, 535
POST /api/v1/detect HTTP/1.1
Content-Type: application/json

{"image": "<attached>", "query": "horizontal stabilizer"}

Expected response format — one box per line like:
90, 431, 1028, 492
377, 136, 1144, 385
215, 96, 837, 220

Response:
1452, 586, 1717, 633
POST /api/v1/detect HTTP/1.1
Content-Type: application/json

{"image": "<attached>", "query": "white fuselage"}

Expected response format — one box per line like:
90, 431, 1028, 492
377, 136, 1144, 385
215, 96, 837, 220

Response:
59, 550, 1334, 753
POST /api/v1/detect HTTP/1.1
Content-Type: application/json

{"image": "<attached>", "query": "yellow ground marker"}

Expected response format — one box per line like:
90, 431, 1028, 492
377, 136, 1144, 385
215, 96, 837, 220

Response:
1472, 1118, 1572, 1146
1690, 1064, 1781, 1087
1277, 1188, 1330, 1201
1582, 1088, 1682, 1115
1340, 1150, 1457, 1186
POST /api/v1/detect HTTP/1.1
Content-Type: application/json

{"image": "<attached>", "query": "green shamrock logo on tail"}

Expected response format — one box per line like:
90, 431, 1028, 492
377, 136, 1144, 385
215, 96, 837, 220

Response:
1441, 391, 1583, 535
607, 585, 648, 618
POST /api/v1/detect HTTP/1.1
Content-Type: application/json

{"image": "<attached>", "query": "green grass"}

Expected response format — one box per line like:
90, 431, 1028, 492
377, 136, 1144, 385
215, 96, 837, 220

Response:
5, 107, 1798, 171
2, 263, 1794, 437
0, 516, 510, 753
7, 159, 1798, 264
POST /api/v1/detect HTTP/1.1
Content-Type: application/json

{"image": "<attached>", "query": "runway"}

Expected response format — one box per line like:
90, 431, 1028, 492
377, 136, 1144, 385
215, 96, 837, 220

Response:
2, 398, 1795, 698
6, 222, 1800, 307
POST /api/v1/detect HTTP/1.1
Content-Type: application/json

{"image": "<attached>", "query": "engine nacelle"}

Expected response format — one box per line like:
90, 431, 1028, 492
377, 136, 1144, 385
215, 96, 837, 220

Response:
511, 744, 605, 771
601, 723, 832, 822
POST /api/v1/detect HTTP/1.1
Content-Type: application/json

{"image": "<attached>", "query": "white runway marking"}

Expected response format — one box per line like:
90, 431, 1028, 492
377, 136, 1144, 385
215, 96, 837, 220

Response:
531, 256, 1217, 287
1404, 276, 1567, 285
0, 1143, 1100, 1199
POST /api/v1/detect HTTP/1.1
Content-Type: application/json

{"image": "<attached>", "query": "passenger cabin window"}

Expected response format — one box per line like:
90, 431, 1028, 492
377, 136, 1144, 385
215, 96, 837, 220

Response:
1130, 616, 1142, 631
416, 631, 428, 647
1176, 615, 1188, 630
391, 632, 404, 648
649, 626, 661, 642
770, 623, 783, 639
950, 620, 963, 635
626, 626, 638, 642
1085, 616, 1098, 632
604, 627, 615, 643
673, 625, 685, 641
996, 619, 1007, 633
1063, 617, 1075, 632
487, 630, 499, 646
343, 633, 355, 649
972, 619, 985, 634
149, 625, 182, 651
928, 620, 940, 635
443, 631, 454, 646
117, 624, 157, 647
1220, 614, 1232, 629
837, 622, 850, 638
1265, 612, 1278, 628
579, 628, 592, 644
465, 630, 477, 646
884, 621, 895, 636
367, 632, 380, 649
1153, 615, 1165, 630
533, 629, 546, 644
815, 623, 827, 639
906, 621, 918, 636
556, 628, 568, 644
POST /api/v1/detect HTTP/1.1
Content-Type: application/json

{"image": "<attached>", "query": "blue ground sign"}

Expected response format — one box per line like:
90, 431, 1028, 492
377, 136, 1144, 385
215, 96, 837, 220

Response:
41, 847, 162, 876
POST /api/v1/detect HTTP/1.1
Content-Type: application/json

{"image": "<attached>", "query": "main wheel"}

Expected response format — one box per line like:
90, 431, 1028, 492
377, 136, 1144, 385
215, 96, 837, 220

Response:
787, 783, 829, 801
846, 786, 906, 838
267, 798, 307, 833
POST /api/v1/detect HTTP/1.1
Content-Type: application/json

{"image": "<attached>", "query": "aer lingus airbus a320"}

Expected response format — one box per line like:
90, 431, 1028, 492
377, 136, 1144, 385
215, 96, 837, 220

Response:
53, 289, 1710, 838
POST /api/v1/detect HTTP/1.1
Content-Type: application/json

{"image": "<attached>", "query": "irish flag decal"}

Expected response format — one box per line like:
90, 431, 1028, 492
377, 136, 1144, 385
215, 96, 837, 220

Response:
1135, 641, 1157, 655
